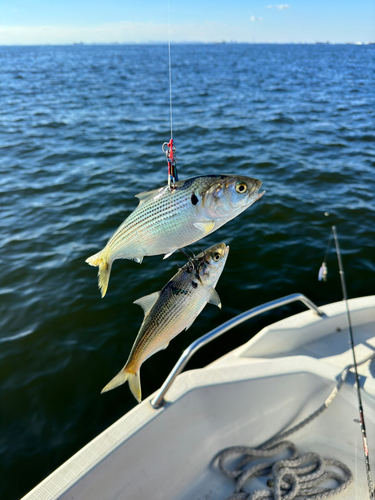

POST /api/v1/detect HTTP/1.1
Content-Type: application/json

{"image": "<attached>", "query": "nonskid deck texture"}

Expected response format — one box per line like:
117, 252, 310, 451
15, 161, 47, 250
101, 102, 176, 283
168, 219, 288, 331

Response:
22, 296, 375, 500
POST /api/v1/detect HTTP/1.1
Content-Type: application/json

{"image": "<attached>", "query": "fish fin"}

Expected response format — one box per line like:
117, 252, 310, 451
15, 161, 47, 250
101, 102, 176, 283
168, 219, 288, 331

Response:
184, 317, 198, 331
194, 221, 215, 234
128, 370, 142, 402
160, 341, 170, 350
135, 187, 163, 205
133, 256, 144, 264
86, 250, 112, 298
208, 288, 222, 309
134, 291, 160, 316
101, 369, 142, 403
163, 249, 177, 260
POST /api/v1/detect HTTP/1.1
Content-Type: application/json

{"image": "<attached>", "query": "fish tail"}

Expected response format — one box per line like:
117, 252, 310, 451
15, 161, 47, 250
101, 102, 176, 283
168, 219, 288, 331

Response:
85, 250, 112, 298
101, 368, 142, 403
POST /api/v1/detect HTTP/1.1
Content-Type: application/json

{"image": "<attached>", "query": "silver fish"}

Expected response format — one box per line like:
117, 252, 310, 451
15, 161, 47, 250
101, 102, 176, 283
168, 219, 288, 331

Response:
86, 175, 263, 297
101, 243, 229, 402
318, 262, 328, 282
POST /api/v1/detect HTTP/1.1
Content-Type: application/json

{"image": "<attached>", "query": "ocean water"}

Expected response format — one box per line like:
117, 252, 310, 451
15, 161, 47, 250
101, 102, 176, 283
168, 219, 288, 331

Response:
0, 43, 374, 499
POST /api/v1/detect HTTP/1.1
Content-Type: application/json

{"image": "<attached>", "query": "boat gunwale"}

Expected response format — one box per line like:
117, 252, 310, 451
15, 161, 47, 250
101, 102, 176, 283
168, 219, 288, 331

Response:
151, 292, 323, 408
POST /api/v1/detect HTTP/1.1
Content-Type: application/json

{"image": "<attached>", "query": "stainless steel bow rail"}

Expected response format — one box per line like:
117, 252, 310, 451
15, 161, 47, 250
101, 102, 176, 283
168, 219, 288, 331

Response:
151, 293, 324, 409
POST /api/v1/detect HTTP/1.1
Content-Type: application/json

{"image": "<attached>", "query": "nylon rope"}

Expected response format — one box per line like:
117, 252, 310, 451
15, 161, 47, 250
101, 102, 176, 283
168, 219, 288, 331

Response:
215, 352, 375, 500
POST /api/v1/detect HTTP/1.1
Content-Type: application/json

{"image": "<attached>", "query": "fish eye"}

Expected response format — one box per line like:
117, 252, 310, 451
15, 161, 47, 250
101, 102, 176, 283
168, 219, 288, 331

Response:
235, 182, 248, 194
213, 253, 221, 262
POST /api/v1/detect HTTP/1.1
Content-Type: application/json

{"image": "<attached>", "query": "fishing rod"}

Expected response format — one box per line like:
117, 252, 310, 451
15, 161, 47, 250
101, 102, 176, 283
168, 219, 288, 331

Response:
320, 225, 374, 499
162, 1, 178, 189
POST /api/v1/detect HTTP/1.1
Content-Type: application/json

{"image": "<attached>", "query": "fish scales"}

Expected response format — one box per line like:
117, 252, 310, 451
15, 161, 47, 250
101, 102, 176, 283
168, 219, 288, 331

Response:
86, 175, 263, 297
101, 243, 229, 402
109, 187, 195, 257
127, 276, 209, 373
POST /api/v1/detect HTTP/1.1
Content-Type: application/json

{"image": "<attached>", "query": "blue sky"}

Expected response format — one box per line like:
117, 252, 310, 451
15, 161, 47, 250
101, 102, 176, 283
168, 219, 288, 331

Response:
0, 0, 374, 44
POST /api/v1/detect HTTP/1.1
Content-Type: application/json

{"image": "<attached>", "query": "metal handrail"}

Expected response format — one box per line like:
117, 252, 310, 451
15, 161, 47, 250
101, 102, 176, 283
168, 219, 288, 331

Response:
150, 293, 324, 408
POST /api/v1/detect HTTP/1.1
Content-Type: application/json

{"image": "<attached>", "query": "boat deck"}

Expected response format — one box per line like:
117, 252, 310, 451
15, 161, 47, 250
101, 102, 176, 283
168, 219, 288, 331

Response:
22, 296, 375, 500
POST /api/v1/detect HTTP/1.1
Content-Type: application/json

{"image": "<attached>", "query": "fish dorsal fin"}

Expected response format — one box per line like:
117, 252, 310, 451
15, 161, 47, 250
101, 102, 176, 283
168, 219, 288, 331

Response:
194, 221, 215, 234
135, 187, 164, 206
133, 291, 160, 316
207, 288, 222, 309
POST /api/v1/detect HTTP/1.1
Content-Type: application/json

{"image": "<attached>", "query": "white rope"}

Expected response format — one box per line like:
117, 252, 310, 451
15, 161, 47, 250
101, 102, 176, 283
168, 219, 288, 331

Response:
215, 352, 375, 500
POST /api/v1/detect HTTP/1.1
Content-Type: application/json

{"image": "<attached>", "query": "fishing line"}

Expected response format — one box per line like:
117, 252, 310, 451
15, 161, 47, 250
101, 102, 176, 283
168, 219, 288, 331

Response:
178, 248, 194, 261
321, 225, 375, 499
162, 0, 178, 188
178, 248, 201, 277
323, 229, 333, 263
318, 227, 333, 282
168, 0, 173, 141
180, 247, 196, 259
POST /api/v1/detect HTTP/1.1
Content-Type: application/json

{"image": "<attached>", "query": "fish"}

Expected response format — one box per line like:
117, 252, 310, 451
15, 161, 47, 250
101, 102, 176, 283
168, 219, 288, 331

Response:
86, 174, 263, 297
101, 242, 229, 402
318, 262, 328, 282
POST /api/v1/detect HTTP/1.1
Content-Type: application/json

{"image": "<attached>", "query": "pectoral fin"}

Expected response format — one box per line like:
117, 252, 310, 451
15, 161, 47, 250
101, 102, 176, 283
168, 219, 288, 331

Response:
184, 318, 196, 331
134, 291, 160, 316
208, 288, 222, 309
133, 256, 143, 264
163, 249, 177, 260
194, 221, 215, 234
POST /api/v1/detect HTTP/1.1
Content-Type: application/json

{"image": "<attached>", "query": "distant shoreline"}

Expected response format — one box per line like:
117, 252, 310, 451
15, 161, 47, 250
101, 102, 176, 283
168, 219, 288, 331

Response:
0, 41, 374, 47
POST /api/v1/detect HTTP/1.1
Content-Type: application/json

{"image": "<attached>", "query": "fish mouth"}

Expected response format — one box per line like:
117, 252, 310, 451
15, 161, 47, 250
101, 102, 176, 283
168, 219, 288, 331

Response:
248, 189, 265, 206
255, 190, 266, 201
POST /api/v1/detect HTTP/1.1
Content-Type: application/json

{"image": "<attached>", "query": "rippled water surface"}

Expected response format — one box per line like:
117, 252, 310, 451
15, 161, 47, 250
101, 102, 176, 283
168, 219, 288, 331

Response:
1, 44, 374, 499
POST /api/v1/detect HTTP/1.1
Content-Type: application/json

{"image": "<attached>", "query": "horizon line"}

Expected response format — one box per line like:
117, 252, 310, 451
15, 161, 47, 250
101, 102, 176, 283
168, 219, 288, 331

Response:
0, 41, 374, 46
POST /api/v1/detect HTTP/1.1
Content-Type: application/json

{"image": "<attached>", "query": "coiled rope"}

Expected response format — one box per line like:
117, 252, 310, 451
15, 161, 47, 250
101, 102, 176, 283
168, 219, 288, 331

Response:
216, 352, 375, 500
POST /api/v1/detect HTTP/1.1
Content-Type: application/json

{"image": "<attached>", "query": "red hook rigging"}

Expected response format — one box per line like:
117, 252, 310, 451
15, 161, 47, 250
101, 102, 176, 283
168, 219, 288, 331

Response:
162, 138, 178, 189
